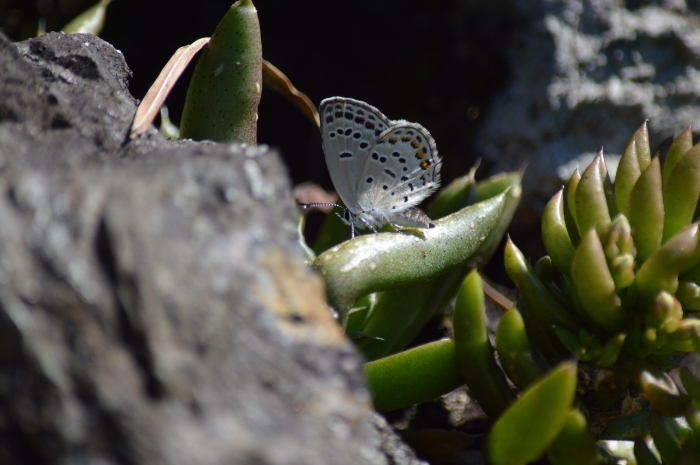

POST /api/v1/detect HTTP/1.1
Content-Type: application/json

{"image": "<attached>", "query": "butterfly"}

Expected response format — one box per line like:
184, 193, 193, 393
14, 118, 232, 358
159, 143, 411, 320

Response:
302, 97, 442, 238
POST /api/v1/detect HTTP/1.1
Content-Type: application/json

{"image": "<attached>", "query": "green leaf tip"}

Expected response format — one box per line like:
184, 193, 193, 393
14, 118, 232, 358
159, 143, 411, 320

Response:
180, 0, 263, 143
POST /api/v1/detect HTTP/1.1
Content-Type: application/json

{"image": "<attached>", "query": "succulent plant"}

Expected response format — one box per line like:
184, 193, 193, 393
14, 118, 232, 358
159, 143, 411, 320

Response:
501, 122, 700, 464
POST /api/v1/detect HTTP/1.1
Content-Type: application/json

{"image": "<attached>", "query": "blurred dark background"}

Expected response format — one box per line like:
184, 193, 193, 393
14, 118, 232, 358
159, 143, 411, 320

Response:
1, 0, 516, 191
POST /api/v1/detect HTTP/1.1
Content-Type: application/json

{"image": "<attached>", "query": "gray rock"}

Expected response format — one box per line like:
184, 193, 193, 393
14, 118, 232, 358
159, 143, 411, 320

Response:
478, 0, 700, 229
0, 32, 425, 465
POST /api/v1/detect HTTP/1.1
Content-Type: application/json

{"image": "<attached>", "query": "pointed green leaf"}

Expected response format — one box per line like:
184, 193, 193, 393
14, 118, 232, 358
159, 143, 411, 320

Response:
504, 238, 583, 332
615, 137, 641, 216
180, 0, 263, 143
571, 229, 626, 331
666, 318, 700, 352
427, 165, 478, 220
635, 121, 652, 172
543, 189, 576, 275
314, 193, 507, 318
485, 361, 578, 465
635, 223, 699, 304
662, 126, 693, 187
547, 410, 604, 465
663, 144, 700, 241
363, 339, 463, 413
454, 270, 515, 418
495, 307, 544, 390
628, 157, 664, 262
575, 151, 613, 237
356, 177, 521, 360
595, 333, 626, 368
566, 169, 582, 244
641, 371, 692, 417
61, 0, 111, 35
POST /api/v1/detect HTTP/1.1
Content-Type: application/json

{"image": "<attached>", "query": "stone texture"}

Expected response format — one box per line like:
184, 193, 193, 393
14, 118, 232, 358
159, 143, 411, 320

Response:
478, 0, 700, 229
0, 31, 425, 465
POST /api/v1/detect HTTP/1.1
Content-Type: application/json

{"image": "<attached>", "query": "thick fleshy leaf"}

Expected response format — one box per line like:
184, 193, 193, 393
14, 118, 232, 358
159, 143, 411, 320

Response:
356, 176, 521, 360
595, 333, 627, 367
649, 409, 682, 464
628, 157, 664, 262
485, 361, 578, 465
61, 0, 111, 35
543, 189, 576, 275
575, 151, 613, 237
363, 339, 463, 413
641, 371, 691, 416
427, 165, 478, 220
180, 0, 263, 143
662, 126, 693, 187
566, 169, 582, 244
635, 223, 699, 305
314, 193, 507, 320
615, 137, 641, 216
663, 144, 700, 241
547, 410, 603, 465
454, 270, 515, 418
666, 318, 700, 352
504, 239, 582, 331
495, 307, 544, 390
571, 229, 626, 331
635, 121, 652, 172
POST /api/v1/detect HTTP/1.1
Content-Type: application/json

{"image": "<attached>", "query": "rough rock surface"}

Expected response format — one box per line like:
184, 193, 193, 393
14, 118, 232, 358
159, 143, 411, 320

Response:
478, 0, 700, 229
0, 32, 426, 465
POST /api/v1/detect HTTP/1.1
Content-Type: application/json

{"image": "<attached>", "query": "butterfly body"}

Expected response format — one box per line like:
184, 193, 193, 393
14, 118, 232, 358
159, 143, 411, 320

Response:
318, 97, 442, 237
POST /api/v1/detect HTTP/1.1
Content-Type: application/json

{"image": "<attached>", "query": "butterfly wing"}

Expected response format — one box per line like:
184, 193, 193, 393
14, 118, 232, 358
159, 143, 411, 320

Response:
319, 97, 391, 211
356, 122, 442, 222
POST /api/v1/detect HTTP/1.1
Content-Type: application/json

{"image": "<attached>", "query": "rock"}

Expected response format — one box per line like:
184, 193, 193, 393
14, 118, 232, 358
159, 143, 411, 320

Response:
477, 0, 700, 230
0, 31, 425, 465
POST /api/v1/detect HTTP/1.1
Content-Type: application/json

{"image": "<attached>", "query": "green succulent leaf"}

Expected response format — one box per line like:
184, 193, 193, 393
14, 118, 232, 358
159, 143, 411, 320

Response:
641, 371, 691, 417
595, 333, 627, 368
355, 174, 522, 360
484, 361, 578, 465
666, 318, 700, 352
575, 151, 614, 237
180, 0, 262, 143
616, 136, 642, 216
61, 0, 111, 35
649, 409, 682, 464
571, 229, 626, 332
314, 192, 507, 321
628, 157, 664, 262
363, 339, 463, 413
566, 169, 582, 245
663, 126, 693, 188
495, 307, 545, 390
635, 121, 652, 172
543, 189, 576, 275
427, 165, 478, 220
635, 223, 699, 305
454, 270, 515, 418
663, 144, 700, 241
547, 409, 604, 465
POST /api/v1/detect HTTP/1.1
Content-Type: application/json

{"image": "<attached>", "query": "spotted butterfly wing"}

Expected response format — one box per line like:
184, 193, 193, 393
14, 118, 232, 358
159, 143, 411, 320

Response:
356, 122, 441, 228
319, 98, 391, 213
